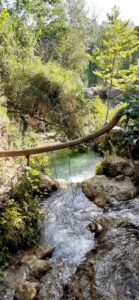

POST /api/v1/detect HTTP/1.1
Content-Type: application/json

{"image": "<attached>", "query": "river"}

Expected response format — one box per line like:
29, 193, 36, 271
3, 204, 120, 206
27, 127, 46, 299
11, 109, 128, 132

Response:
0, 150, 139, 300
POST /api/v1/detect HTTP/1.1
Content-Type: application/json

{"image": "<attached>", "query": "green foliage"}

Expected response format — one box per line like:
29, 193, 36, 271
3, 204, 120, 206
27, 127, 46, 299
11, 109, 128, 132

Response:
96, 161, 104, 175
93, 96, 107, 128
87, 7, 139, 120
0, 0, 96, 138
3, 56, 85, 137
119, 98, 139, 147
0, 167, 44, 268
90, 96, 124, 129
89, 16, 139, 89
96, 154, 119, 175
58, 0, 93, 78
30, 154, 50, 175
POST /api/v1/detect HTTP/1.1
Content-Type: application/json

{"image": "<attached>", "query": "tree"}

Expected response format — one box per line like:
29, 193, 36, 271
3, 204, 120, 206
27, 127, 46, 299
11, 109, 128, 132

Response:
0, 0, 69, 62
87, 7, 139, 120
0, 6, 85, 138
58, 0, 94, 79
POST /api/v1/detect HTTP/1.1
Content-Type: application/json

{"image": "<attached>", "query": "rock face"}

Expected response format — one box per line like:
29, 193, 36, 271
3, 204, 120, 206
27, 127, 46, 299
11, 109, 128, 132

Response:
14, 281, 39, 300
82, 175, 138, 207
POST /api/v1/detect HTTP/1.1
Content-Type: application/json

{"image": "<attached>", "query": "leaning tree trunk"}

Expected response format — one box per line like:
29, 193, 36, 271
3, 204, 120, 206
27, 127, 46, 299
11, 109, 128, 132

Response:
0, 107, 126, 159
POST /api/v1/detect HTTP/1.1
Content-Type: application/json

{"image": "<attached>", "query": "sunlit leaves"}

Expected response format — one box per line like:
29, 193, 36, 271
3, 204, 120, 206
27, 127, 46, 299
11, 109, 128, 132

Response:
89, 10, 139, 90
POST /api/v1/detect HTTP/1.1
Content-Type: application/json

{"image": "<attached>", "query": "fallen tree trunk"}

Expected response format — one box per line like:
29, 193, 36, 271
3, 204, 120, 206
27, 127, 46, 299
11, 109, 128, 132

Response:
0, 108, 125, 158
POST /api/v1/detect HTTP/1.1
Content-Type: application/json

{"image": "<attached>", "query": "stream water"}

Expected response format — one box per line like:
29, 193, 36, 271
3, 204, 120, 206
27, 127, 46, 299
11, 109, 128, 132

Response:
0, 150, 139, 300
38, 150, 102, 299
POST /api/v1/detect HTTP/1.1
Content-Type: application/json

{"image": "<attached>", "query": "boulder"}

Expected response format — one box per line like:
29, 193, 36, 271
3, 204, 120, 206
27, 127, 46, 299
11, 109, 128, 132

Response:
39, 175, 59, 193
84, 86, 124, 103
102, 158, 134, 178
82, 175, 138, 207
14, 281, 39, 300
34, 244, 55, 259
21, 255, 51, 279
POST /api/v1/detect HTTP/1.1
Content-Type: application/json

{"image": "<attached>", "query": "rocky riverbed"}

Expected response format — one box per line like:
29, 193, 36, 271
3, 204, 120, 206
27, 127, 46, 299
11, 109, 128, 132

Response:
0, 154, 139, 300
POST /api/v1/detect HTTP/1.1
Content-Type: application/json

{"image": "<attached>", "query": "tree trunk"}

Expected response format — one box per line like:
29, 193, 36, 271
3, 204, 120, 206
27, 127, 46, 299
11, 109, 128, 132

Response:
0, 107, 126, 158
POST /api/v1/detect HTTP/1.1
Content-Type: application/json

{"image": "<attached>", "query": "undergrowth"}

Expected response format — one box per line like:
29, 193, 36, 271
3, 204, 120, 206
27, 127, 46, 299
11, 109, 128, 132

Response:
0, 167, 44, 271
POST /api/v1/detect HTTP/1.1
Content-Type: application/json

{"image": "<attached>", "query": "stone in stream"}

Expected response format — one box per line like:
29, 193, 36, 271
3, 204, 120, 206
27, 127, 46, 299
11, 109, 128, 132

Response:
34, 244, 55, 259
82, 175, 138, 207
21, 255, 51, 279
14, 281, 39, 300
61, 215, 139, 300
39, 175, 59, 193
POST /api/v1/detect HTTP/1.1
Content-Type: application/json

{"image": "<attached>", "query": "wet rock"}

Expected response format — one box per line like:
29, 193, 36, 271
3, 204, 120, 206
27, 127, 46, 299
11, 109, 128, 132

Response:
34, 244, 55, 259
14, 281, 39, 300
93, 196, 107, 208
62, 219, 139, 300
82, 175, 138, 206
39, 175, 59, 193
21, 255, 51, 279
102, 158, 134, 178
87, 216, 117, 238
82, 177, 107, 208
87, 221, 103, 237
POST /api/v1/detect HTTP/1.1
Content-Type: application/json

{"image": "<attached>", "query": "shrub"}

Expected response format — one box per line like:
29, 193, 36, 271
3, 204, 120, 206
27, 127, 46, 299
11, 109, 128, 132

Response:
0, 167, 44, 268
4, 58, 85, 138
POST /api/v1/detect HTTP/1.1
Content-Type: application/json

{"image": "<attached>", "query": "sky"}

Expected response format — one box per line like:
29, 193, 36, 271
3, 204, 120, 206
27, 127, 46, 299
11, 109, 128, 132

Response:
86, 0, 139, 24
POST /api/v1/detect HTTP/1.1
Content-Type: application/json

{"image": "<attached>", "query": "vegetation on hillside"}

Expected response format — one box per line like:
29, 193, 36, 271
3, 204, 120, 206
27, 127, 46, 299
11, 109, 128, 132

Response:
0, 0, 139, 270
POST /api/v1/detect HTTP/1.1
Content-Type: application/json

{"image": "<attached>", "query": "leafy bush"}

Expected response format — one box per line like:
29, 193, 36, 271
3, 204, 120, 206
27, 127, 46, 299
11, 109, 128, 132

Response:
0, 167, 44, 268
3, 56, 85, 137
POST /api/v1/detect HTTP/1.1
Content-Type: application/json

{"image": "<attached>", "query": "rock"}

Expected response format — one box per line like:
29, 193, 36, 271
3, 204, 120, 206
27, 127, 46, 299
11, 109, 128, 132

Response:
131, 143, 139, 160
115, 174, 125, 181
84, 86, 124, 103
34, 244, 55, 259
21, 255, 36, 265
102, 158, 134, 178
0, 190, 12, 208
21, 255, 51, 279
88, 221, 103, 235
45, 132, 57, 139
39, 175, 59, 193
14, 281, 39, 300
93, 196, 107, 208
30, 259, 51, 279
82, 177, 107, 208
82, 175, 138, 206
123, 166, 134, 177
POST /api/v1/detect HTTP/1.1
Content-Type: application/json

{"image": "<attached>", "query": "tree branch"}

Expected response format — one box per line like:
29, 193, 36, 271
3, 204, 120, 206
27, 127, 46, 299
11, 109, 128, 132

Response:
0, 107, 126, 158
